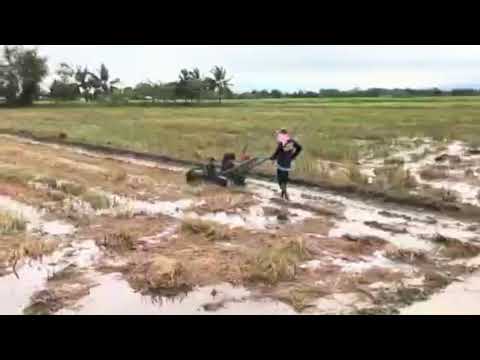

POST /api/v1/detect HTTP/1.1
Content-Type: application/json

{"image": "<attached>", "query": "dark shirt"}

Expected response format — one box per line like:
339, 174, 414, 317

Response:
270, 139, 302, 170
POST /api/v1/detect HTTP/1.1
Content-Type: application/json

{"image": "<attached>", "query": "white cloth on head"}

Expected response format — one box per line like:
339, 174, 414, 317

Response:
277, 133, 290, 146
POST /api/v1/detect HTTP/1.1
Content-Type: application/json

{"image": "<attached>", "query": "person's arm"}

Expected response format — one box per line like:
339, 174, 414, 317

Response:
270, 143, 281, 160
291, 140, 303, 160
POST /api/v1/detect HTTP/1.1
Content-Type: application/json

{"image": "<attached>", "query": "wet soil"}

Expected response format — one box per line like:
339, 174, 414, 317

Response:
1, 134, 480, 315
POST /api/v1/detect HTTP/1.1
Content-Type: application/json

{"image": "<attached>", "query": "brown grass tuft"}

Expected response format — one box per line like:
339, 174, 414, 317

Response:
97, 230, 135, 252
420, 167, 449, 180
181, 218, 232, 242
0, 211, 26, 235
129, 255, 191, 294
430, 234, 480, 259
81, 191, 111, 210
58, 182, 86, 196
247, 238, 311, 285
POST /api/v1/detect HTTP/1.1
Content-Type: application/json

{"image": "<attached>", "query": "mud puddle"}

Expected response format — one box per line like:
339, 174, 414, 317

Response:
6, 133, 477, 247
360, 139, 480, 207
99, 192, 194, 218
12, 132, 477, 251
0, 240, 100, 315
95, 187, 316, 230
402, 268, 480, 315
0, 195, 75, 236
248, 179, 479, 251
3, 134, 480, 314
57, 275, 296, 315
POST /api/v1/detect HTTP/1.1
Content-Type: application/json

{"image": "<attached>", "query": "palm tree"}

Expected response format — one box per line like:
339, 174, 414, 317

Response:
206, 66, 232, 104
74, 66, 91, 102
189, 68, 201, 80
178, 68, 203, 103
178, 69, 191, 82
89, 64, 120, 95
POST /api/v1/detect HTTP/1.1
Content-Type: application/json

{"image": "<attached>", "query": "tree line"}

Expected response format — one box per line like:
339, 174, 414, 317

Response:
123, 66, 233, 104
3, 45, 480, 107
0, 46, 233, 106
233, 88, 480, 99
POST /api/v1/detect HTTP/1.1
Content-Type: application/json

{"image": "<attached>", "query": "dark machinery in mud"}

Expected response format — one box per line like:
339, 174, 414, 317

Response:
186, 155, 270, 187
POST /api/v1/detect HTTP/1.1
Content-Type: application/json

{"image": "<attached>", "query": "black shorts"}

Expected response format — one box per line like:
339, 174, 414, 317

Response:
277, 169, 289, 185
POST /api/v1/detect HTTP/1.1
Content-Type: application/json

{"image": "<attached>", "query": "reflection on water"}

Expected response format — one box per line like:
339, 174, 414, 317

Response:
57, 273, 296, 315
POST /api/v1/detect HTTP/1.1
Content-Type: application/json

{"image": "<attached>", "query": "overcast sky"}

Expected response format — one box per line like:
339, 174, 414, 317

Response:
33, 45, 480, 92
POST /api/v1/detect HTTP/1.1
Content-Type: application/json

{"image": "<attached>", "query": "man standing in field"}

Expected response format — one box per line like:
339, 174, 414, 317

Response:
270, 128, 302, 200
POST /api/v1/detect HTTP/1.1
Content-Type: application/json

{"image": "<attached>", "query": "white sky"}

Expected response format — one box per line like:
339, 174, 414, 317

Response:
30, 45, 480, 92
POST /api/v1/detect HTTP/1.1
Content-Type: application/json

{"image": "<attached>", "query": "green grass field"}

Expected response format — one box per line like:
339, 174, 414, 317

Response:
1, 97, 480, 178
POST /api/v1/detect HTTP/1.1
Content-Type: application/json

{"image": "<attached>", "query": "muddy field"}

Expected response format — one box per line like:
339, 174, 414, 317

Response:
1, 134, 480, 315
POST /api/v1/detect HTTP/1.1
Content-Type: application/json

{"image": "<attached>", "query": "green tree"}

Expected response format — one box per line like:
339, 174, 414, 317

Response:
270, 89, 283, 98
0, 46, 48, 106
50, 80, 79, 101
122, 86, 135, 99
50, 63, 79, 101
73, 66, 93, 102
176, 69, 191, 102
57, 63, 74, 83
88, 64, 120, 95
52, 63, 120, 102
55, 63, 120, 102
154, 82, 177, 103
134, 82, 155, 100
205, 66, 232, 104
176, 68, 205, 103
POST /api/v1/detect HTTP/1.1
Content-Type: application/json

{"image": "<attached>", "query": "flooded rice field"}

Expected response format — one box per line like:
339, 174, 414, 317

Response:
358, 137, 480, 207
1, 134, 480, 315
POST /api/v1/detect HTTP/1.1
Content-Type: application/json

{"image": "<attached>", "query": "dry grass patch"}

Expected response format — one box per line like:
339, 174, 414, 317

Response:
96, 230, 135, 252
192, 193, 256, 214
341, 235, 390, 255
10, 238, 60, 262
6, 237, 60, 278
35, 176, 58, 189
345, 162, 368, 185
305, 235, 388, 259
247, 238, 312, 285
422, 186, 460, 203
0, 211, 27, 235
129, 254, 191, 295
420, 166, 449, 180
385, 248, 429, 264
58, 182, 86, 196
372, 166, 417, 192
353, 267, 406, 286
0, 167, 33, 185
47, 190, 66, 202
281, 285, 330, 312
430, 234, 480, 259
81, 191, 111, 210
181, 218, 233, 242
106, 168, 127, 183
